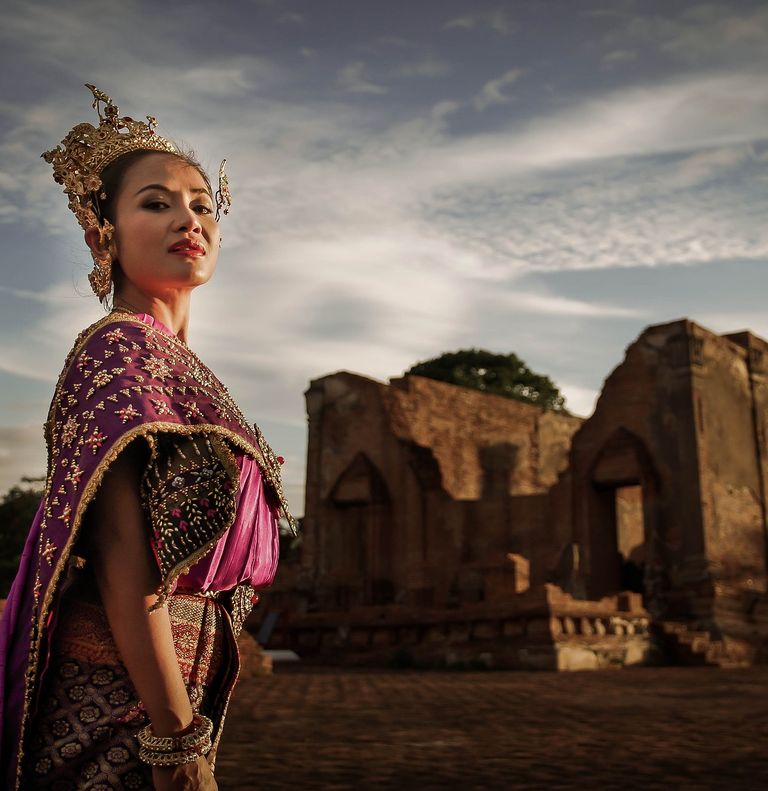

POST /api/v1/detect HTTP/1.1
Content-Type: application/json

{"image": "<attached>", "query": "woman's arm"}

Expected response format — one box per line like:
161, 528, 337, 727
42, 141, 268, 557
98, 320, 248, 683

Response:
88, 438, 216, 790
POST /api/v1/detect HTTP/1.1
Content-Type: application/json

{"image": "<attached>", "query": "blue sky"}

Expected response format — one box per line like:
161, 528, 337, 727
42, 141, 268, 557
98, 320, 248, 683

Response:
1, 0, 767, 513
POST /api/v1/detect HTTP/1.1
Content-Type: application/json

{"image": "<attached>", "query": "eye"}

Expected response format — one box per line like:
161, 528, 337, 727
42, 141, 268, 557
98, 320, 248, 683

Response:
193, 204, 213, 215
143, 200, 169, 211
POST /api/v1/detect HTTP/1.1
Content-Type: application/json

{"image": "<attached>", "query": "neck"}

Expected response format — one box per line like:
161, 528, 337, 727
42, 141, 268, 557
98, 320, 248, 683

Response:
112, 286, 192, 343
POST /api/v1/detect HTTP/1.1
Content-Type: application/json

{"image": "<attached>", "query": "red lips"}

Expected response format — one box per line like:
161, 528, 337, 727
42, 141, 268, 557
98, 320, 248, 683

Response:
168, 238, 205, 255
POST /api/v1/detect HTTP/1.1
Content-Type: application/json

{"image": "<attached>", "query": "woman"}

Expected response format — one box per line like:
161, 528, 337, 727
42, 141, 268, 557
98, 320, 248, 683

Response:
0, 85, 295, 790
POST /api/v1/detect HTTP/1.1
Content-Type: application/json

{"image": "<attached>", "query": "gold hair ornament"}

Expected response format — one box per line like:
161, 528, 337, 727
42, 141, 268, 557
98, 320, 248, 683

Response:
215, 159, 232, 221
41, 84, 178, 232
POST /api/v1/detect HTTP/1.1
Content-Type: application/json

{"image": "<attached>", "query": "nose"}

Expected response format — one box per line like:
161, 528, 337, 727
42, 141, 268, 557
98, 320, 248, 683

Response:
174, 204, 202, 234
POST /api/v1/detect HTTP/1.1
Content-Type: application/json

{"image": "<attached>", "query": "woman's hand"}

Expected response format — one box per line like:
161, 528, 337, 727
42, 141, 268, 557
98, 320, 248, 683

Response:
152, 756, 219, 790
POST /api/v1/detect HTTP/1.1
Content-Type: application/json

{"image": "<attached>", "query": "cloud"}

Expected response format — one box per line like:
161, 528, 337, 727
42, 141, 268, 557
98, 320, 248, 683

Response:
607, 3, 768, 66
0, 283, 101, 382
336, 61, 388, 94
278, 11, 304, 24
665, 143, 760, 189
3, 0, 768, 512
444, 9, 514, 35
602, 49, 637, 67
392, 57, 452, 79
502, 292, 643, 319
474, 68, 525, 111
0, 285, 72, 304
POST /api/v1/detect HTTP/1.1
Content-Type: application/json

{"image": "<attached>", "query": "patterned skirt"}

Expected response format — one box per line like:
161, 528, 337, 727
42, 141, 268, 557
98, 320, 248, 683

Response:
20, 590, 238, 791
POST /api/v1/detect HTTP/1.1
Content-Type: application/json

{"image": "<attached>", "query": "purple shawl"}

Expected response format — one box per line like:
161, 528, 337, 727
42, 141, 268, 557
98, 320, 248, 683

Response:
0, 311, 294, 790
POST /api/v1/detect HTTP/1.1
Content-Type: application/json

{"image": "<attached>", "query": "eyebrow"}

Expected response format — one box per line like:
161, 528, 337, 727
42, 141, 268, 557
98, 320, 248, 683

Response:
134, 183, 212, 198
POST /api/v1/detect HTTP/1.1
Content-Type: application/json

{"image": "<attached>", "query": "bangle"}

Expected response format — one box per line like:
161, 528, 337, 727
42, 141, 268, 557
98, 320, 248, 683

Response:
137, 713, 214, 766
137, 713, 213, 751
138, 746, 206, 766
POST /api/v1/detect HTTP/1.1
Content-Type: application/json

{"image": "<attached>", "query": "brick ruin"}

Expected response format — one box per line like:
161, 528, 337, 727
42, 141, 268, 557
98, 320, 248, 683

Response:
262, 319, 768, 669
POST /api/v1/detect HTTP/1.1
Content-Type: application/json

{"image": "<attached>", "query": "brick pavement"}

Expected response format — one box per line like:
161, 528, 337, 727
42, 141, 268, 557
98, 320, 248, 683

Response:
215, 667, 768, 790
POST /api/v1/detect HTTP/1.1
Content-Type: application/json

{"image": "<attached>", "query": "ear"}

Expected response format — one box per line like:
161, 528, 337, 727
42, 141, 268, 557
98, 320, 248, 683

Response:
84, 225, 107, 258
84, 223, 115, 258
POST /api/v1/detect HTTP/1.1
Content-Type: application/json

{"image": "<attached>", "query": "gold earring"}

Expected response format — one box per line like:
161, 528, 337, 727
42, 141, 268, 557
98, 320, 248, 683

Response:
89, 220, 115, 299
88, 252, 113, 298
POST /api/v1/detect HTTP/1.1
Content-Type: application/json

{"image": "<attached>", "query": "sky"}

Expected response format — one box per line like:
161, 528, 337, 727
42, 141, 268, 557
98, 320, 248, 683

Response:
0, 0, 767, 515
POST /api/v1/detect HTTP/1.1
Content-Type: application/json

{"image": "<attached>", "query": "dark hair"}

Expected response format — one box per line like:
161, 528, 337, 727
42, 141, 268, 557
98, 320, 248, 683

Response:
92, 149, 213, 303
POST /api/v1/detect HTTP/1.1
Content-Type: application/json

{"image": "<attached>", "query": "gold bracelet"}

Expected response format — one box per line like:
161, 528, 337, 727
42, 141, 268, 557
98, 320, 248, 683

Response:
137, 713, 213, 753
138, 744, 210, 767
137, 725, 212, 755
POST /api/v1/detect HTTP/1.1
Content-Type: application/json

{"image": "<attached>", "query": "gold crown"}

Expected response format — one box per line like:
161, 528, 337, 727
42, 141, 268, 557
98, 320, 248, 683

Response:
42, 84, 179, 231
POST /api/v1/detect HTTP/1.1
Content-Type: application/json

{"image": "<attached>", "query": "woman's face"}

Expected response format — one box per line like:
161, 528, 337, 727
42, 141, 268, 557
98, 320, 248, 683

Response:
110, 153, 220, 298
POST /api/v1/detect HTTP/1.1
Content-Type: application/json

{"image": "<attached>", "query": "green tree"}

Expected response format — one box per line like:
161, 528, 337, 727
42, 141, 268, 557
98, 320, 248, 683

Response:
406, 348, 567, 412
0, 485, 43, 598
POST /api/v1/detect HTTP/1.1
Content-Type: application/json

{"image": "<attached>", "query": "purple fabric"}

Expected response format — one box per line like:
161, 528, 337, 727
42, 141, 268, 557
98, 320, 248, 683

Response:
136, 314, 280, 594
0, 501, 45, 789
180, 454, 280, 593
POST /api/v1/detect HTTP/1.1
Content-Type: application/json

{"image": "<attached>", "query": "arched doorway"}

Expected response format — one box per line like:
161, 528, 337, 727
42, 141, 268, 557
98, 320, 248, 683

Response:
587, 428, 660, 603
324, 453, 393, 608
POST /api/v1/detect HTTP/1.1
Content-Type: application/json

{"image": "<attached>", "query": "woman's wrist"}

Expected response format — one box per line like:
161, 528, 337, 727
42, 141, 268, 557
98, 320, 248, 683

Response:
147, 706, 194, 737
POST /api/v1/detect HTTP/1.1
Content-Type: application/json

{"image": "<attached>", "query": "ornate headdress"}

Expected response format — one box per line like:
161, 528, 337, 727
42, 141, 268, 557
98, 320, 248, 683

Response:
42, 84, 180, 231
42, 84, 232, 298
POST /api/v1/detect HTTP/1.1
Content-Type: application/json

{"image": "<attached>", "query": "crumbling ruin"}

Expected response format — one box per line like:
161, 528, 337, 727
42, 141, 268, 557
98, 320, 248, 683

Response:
263, 319, 768, 669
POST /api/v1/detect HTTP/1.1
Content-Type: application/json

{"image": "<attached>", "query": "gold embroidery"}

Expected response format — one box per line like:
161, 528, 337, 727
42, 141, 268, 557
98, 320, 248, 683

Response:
180, 401, 203, 420
151, 399, 173, 416
115, 404, 141, 423
141, 433, 239, 612
58, 502, 71, 527
42, 539, 57, 566
228, 583, 256, 638
104, 328, 126, 345
85, 429, 107, 453
92, 370, 113, 389
141, 355, 172, 380
65, 463, 83, 491
76, 353, 93, 373
61, 416, 79, 447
